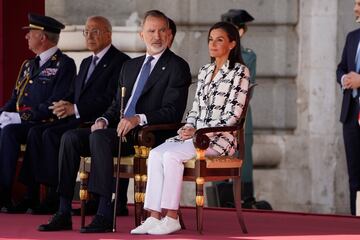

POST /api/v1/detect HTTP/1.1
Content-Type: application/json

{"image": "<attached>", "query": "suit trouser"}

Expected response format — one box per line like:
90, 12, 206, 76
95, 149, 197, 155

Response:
58, 128, 131, 207
343, 97, 360, 215
19, 119, 80, 187
0, 122, 35, 189
144, 140, 218, 212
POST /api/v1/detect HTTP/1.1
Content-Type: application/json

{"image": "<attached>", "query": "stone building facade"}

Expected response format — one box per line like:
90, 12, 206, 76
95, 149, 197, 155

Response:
46, 0, 358, 215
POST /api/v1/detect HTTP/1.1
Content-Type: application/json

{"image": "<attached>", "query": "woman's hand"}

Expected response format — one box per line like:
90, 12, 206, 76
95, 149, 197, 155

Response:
179, 126, 196, 140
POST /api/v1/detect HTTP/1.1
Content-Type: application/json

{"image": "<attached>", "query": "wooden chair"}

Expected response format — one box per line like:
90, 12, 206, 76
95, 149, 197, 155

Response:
79, 83, 255, 232
137, 83, 256, 234
78, 125, 177, 227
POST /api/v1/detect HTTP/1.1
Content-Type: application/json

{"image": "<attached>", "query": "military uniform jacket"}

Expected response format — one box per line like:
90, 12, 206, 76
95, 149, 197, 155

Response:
241, 46, 256, 84
0, 49, 76, 122
180, 61, 249, 156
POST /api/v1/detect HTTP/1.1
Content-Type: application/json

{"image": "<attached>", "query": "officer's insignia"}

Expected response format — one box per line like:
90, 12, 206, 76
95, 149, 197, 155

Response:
23, 69, 30, 78
51, 55, 57, 61
20, 112, 31, 121
41, 68, 58, 76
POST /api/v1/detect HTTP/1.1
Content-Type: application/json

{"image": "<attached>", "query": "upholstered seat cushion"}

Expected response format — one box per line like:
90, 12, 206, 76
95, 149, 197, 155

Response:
81, 156, 135, 166
184, 156, 243, 169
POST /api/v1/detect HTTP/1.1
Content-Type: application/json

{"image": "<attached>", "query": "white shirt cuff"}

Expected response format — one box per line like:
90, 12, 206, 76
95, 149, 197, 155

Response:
137, 114, 147, 126
74, 104, 80, 119
341, 75, 346, 89
96, 117, 109, 127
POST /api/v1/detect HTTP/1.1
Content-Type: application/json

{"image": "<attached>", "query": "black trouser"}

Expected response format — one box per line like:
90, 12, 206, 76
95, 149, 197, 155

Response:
0, 122, 35, 190
19, 119, 80, 187
343, 97, 360, 215
57, 128, 131, 208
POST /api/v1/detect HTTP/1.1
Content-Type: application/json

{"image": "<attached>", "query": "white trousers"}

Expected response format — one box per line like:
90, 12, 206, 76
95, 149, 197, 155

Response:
144, 139, 218, 212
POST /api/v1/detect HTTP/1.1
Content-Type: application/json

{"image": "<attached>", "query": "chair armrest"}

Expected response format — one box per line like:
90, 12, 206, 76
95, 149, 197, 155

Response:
137, 123, 185, 147
193, 125, 244, 150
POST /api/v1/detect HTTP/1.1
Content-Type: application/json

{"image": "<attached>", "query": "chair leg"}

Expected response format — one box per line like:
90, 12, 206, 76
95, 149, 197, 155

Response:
195, 177, 204, 234
140, 174, 148, 223
233, 178, 248, 233
79, 171, 89, 228
178, 209, 186, 229
134, 174, 142, 226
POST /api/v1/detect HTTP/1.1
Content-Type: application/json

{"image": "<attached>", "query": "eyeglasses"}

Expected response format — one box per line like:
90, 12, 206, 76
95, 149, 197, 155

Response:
82, 29, 106, 37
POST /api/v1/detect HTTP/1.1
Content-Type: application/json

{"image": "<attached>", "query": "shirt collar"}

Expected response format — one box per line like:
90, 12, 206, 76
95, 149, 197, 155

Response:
37, 46, 59, 67
92, 44, 112, 63
145, 48, 166, 71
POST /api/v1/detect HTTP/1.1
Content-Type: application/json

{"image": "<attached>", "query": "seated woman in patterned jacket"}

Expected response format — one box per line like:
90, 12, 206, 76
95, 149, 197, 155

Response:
131, 21, 250, 235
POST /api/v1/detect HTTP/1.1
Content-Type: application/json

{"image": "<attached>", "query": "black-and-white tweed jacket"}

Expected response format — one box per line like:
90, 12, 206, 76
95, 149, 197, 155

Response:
169, 61, 250, 156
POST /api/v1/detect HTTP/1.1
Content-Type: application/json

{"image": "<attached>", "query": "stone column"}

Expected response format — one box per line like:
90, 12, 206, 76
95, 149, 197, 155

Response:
297, 0, 347, 213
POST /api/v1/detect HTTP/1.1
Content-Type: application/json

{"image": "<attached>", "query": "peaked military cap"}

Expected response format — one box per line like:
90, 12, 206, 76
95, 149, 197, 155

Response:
23, 13, 65, 34
221, 9, 254, 28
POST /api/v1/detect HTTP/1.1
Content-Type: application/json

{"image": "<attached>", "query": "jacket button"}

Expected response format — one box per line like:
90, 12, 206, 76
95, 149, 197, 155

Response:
24, 93, 28, 96
29, 80, 33, 84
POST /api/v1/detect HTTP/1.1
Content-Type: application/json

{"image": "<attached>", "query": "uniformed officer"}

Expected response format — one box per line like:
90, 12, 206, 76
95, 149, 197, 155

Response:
0, 13, 76, 210
222, 9, 257, 204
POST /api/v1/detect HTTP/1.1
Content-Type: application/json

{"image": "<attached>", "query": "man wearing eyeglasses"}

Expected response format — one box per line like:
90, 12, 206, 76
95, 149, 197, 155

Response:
8, 16, 130, 215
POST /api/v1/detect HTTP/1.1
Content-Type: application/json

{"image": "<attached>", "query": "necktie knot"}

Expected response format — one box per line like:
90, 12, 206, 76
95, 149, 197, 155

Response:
146, 55, 154, 65
35, 56, 40, 65
92, 55, 99, 65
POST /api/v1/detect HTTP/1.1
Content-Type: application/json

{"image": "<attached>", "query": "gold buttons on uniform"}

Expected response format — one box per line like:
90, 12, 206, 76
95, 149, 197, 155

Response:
29, 80, 33, 84
24, 93, 28, 96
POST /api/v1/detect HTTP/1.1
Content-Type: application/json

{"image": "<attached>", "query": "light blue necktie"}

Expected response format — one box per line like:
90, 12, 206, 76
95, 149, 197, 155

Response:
85, 55, 98, 85
353, 44, 360, 97
124, 56, 154, 117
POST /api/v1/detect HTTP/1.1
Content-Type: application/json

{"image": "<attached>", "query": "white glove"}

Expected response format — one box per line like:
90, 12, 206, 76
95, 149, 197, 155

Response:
0, 111, 21, 128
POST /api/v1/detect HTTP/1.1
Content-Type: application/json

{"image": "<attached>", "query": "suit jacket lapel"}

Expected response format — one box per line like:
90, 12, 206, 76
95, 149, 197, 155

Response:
351, 31, 360, 72
74, 56, 91, 101
81, 45, 115, 92
124, 56, 144, 103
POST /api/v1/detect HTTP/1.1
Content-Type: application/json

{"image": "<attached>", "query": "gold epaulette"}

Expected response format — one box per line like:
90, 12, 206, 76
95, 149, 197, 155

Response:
15, 59, 31, 112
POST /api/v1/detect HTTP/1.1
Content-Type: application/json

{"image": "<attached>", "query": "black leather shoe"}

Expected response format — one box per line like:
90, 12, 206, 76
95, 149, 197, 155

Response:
80, 214, 112, 233
3, 199, 35, 214
31, 200, 59, 215
38, 212, 72, 231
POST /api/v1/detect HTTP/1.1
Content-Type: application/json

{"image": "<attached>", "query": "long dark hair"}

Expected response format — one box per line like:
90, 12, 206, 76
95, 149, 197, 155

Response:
208, 21, 244, 69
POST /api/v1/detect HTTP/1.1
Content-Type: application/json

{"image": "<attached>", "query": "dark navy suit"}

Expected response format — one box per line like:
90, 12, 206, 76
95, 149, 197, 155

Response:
0, 49, 76, 192
19, 45, 130, 189
337, 28, 360, 215
57, 48, 191, 208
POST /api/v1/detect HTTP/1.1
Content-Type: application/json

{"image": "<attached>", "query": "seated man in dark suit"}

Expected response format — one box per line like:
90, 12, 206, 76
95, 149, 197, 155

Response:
0, 13, 76, 210
38, 9, 191, 233
4, 16, 130, 214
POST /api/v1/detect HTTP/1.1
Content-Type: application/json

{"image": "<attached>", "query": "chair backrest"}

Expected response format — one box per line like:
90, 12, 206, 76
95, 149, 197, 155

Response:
236, 83, 256, 159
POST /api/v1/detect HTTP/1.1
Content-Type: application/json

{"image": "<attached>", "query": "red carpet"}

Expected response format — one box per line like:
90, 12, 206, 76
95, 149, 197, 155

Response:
0, 206, 360, 240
